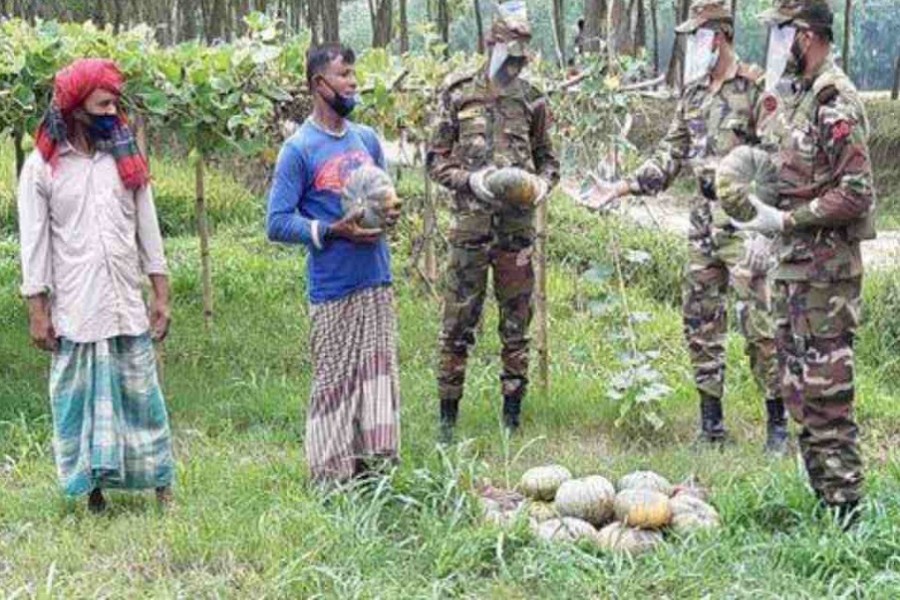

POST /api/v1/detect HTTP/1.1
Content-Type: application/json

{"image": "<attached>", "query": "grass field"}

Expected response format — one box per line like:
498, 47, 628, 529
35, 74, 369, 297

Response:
3, 155, 900, 597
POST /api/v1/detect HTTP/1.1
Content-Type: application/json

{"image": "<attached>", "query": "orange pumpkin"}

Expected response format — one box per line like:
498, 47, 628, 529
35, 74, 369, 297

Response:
613, 488, 672, 529
486, 167, 539, 207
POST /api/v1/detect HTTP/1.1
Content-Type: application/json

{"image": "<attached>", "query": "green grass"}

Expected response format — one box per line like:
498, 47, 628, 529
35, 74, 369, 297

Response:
3, 163, 900, 597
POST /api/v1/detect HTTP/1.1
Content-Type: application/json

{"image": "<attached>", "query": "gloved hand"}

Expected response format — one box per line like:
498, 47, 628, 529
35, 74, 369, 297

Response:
468, 167, 497, 203
730, 193, 786, 233
532, 175, 550, 205
743, 233, 775, 273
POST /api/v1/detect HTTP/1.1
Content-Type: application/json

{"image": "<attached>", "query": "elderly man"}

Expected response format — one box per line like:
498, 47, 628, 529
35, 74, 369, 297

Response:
428, 0, 560, 442
17, 59, 174, 512
582, 0, 785, 453
730, 0, 876, 526
267, 44, 402, 484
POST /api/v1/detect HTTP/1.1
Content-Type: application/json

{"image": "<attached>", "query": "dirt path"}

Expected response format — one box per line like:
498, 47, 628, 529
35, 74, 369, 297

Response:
562, 179, 899, 271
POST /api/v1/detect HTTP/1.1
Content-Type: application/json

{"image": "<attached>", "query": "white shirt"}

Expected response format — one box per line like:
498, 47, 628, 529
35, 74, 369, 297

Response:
17, 145, 168, 343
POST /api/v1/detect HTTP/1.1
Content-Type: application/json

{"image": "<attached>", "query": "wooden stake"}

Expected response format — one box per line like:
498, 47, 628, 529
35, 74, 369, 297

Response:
535, 198, 550, 393
843, 0, 852, 78
195, 156, 214, 330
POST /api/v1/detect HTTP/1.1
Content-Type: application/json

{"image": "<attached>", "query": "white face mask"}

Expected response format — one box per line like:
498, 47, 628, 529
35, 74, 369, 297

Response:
684, 28, 717, 84
489, 42, 510, 82
764, 25, 797, 92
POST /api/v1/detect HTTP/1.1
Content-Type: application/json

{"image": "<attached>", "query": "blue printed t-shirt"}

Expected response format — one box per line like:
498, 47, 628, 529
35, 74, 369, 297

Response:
266, 119, 392, 304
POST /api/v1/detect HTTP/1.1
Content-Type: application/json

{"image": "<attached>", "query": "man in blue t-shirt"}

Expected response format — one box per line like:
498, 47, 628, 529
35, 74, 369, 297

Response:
267, 44, 402, 484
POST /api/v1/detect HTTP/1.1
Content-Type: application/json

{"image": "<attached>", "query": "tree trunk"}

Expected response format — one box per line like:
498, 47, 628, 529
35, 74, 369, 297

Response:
308, 0, 321, 44
473, 0, 484, 54
551, 0, 566, 67
437, 0, 450, 57
892, 54, 900, 100
13, 128, 25, 180
322, 0, 340, 42
583, 0, 607, 53
535, 199, 549, 393
635, 0, 646, 52
371, 0, 393, 48
650, 0, 659, 74
665, 0, 689, 90
608, 0, 632, 55
399, 0, 409, 53
195, 158, 214, 330
843, 0, 852, 78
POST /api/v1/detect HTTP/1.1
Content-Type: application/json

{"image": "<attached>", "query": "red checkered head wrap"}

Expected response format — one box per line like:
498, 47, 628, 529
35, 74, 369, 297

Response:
35, 58, 150, 190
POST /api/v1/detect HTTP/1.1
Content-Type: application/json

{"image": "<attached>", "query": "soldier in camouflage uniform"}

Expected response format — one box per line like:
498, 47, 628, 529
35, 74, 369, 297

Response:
728, 0, 875, 524
583, 0, 784, 451
427, 1, 560, 441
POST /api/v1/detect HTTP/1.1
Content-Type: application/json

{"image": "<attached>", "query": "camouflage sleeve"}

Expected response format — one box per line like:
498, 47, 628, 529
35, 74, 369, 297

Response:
529, 95, 560, 189
426, 87, 470, 192
626, 96, 691, 195
791, 95, 875, 228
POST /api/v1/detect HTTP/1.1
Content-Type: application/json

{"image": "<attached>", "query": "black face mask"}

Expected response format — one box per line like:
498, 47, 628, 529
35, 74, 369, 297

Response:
318, 78, 358, 118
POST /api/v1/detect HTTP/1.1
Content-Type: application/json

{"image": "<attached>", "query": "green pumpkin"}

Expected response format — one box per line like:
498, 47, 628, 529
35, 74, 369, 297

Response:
597, 522, 663, 555
486, 167, 539, 207
669, 492, 720, 535
554, 475, 616, 526
715, 145, 780, 223
519, 465, 572, 501
341, 165, 399, 229
532, 517, 600, 544
616, 470, 673, 496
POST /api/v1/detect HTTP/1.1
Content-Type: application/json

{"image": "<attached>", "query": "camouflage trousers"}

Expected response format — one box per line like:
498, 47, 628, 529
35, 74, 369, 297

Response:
683, 199, 779, 401
437, 199, 535, 404
774, 277, 863, 504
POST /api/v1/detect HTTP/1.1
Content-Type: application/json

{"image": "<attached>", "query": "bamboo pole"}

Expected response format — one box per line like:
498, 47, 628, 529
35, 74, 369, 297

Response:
843, 0, 852, 78
535, 198, 549, 393
195, 156, 214, 330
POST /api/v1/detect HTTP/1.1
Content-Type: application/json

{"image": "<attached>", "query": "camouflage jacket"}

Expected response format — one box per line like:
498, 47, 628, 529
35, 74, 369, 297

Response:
628, 61, 762, 200
426, 70, 560, 201
757, 54, 875, 281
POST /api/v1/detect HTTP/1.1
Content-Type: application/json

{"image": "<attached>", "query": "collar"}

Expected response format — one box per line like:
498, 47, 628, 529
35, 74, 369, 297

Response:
799, 52, 834, 91
306, 116, 348, 138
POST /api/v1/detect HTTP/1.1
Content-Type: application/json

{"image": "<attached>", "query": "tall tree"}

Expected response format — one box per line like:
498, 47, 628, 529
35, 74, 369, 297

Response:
473, 0, 484, 54
608, 0, 632, 55
583, 0, 607, 53
552, 0, 566, 66
650, 0, 659, 73
635, 0, 646, 52
843, 0, 852, 78
370, 0, 394, 48
665, 0, 690, 89
399, 0, 409, 53
437, 0, 450, 57
321, 0, 340, 42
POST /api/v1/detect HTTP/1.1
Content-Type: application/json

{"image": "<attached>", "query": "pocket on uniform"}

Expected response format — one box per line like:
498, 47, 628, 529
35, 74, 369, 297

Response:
797, 279, 861, 339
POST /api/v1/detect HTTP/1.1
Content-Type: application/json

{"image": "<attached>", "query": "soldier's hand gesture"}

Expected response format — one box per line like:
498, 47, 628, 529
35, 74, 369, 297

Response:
578, 180, 630, 212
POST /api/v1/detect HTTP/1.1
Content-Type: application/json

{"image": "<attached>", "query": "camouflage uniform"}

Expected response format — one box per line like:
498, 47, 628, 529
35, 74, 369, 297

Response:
754, 50, 875, 505
626, 61, 780, 428
427, 69, 559, 428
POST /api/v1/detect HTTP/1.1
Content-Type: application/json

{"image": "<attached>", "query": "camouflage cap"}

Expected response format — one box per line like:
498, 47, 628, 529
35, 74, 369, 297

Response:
758, 0, 834, 31
675, 0, 733, 34
489, 0, 532, 50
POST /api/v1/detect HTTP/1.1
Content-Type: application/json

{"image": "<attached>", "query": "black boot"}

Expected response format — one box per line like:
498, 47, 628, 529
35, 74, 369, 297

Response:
764, 398, 789, 456
502, 395, 522, 434
439, 399, 459, 445
698, 392, 727, 444
817, 495, 861, 532
87, 488, 107, 514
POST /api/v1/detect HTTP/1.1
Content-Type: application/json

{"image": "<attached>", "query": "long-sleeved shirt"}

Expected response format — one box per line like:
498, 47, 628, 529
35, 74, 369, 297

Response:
17, 145, 168, 343
266, 119, 392, 304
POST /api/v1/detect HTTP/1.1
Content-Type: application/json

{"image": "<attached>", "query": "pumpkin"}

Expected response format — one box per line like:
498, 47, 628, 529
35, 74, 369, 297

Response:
597, 522, 664, 555
533, 517, 600, 545
554, 476, 616, 526
669, 493, 720, 534
614, 488, 672, 529
341, 165, 401, 229
519, 465, 572, 501
616, 471, 673, 496
715, 145, 780, 223
527, 501, 558, 523
486, 167, 539, 207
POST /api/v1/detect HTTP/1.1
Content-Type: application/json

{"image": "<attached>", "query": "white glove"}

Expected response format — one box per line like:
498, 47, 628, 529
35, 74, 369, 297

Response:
730, 193, 786, 233
468, 167, 497, 203
743, 233, 775, 273
533, 175, 550, 205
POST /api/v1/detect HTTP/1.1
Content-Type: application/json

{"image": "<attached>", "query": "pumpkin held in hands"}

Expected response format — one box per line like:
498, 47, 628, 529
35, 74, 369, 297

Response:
715, 145, 780, 223
341, 165, 401, 229
487, 167, 541, 207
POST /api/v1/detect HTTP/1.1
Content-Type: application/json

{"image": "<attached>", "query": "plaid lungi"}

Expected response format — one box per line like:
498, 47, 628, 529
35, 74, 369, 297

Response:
306, 285, 401, 482
49, 333, 175, 497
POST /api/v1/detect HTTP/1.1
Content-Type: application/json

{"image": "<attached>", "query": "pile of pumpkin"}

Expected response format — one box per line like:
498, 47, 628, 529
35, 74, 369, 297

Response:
480, 465, 720, 555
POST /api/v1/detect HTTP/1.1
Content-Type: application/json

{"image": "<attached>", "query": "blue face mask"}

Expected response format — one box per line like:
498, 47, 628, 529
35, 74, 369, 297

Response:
320, 79, 359, 118
87, 113, 118, 140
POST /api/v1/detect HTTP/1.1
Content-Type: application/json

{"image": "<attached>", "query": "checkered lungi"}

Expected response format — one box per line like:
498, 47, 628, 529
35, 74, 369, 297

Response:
306, 285, 401, 482
49, 333, 175, 497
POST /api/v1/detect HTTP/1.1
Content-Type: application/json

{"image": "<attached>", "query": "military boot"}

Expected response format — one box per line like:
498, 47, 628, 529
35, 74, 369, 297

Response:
816, 493, 861, 532
764, 398, 789, 456
698, 392, 727, 444
502, 395, 522, 434
439, 399, 459, 445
